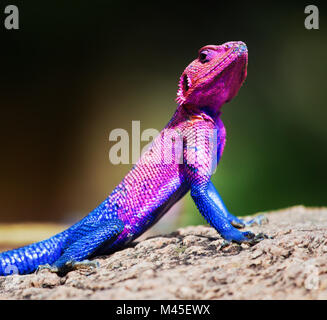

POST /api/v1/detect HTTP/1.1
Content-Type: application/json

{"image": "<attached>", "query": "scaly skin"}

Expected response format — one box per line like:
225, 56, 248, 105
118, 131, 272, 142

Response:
0, 41, 267, 276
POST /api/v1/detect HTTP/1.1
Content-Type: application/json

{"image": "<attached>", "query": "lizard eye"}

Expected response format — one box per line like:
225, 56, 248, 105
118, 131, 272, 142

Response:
199, 50, 209, 63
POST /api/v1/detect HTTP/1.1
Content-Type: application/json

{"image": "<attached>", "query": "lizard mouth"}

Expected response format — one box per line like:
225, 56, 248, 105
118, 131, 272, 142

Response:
176, 73, 191, 104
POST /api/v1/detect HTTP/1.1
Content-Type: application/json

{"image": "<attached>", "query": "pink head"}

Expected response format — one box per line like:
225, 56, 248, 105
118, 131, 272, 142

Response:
176, 41, 248, 117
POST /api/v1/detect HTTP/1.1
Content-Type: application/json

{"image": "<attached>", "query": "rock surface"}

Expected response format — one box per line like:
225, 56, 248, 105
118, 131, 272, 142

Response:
0, 206, 327, 300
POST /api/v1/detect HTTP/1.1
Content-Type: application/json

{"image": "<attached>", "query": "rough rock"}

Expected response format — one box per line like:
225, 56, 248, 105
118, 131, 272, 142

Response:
0, 206, 327, 300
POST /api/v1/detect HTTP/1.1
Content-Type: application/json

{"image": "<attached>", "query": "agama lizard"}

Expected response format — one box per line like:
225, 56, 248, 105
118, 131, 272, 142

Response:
0, 41, 267, 276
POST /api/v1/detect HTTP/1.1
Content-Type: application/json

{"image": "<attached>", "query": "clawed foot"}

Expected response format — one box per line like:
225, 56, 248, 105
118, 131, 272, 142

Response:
36, 264, 59, 274
243, 215, 269, 227
240, 231, 270, 245
220, 231, 271, 250
231, 214, 268, 229
36, 259, 99, 276
69, 259, 100, 271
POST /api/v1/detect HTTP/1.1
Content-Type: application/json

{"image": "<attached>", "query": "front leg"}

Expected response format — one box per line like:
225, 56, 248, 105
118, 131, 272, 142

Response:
182, 118, 266, 244
191, 182, 259, 243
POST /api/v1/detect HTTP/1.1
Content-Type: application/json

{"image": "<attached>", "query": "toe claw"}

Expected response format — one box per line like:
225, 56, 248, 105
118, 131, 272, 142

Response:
231, 220, 246, 229
220, 240, 232, 249
242, 231, 255, 239
36, 264, 59, 274
246, 232, 271, 245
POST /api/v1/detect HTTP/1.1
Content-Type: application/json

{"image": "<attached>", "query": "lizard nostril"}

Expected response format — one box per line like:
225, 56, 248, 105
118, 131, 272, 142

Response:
224, 43, 233, 50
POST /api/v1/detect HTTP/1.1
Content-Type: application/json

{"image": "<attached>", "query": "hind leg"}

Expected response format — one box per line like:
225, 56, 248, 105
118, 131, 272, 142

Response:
37, 219, 124, 275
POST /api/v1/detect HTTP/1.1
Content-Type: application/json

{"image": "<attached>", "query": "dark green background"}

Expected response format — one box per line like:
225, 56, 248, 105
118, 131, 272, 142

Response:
0, 1, 326, 228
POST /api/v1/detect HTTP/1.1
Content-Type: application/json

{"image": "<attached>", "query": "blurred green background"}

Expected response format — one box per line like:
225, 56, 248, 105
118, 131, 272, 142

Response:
0, 1, 326, 230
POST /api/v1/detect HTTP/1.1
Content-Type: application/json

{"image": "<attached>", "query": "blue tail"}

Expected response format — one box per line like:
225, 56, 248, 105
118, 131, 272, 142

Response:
0, 230, 69, 276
